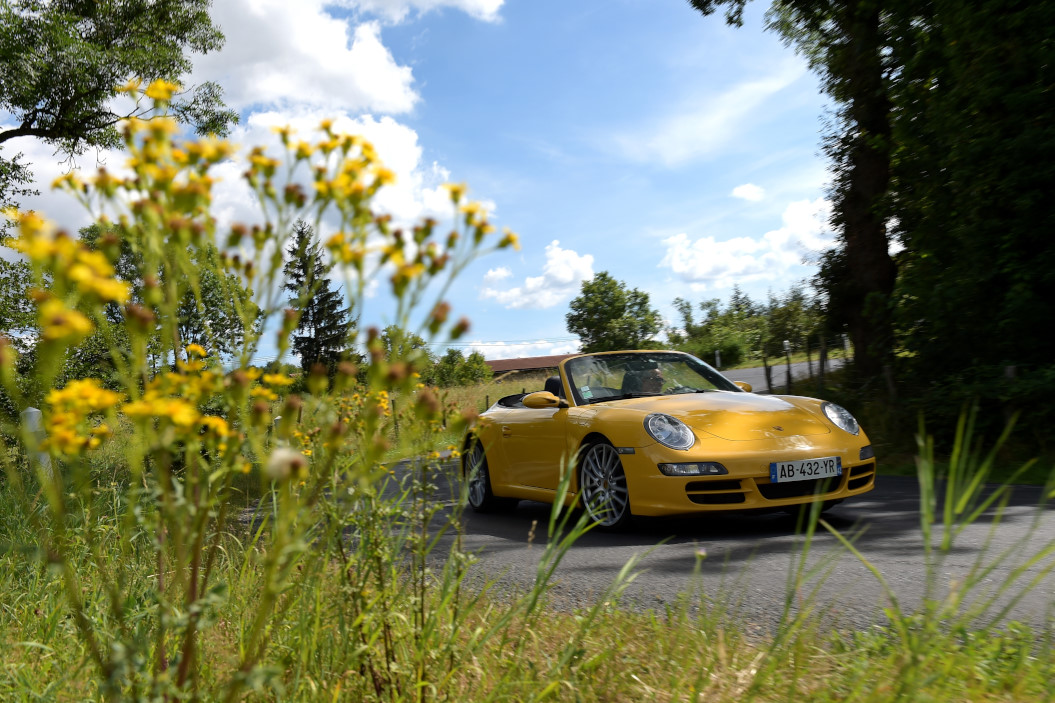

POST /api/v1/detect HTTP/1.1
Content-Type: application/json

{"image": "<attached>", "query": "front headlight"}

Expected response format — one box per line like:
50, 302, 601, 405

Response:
822, 402, 860, 435
644, 413, 695, 450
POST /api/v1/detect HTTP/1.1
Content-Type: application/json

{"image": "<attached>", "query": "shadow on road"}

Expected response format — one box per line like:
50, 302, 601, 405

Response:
451, 475, 1055, 572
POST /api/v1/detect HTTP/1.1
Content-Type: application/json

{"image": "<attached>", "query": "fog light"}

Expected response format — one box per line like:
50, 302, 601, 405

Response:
658, 462, 728, 476
859, 445, 874, 461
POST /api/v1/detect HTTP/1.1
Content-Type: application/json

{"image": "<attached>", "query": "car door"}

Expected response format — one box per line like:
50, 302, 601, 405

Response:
498, 405, 569, 491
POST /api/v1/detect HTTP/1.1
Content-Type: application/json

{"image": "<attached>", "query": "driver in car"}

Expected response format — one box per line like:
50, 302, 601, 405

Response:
623, 367, 665, 393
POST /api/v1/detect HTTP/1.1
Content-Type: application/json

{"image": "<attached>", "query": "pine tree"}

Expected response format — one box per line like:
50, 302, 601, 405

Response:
283, 221, 352, 375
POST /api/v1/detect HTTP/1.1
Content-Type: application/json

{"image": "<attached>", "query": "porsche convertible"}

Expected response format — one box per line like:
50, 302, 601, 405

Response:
462, 350, 876, 528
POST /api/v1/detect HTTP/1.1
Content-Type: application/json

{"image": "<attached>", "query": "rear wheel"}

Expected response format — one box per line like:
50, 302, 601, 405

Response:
463, 441, 516, 512
579, 440, 632, 529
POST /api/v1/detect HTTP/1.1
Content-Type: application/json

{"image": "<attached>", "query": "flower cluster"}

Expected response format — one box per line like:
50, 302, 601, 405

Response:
120, 347, 234, 448
43, 379, 123, 455
4, 209, 132, 345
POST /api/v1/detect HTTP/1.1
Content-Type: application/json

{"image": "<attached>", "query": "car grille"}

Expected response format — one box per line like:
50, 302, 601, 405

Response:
756, 476, 841, 500
685, 479, 746, 505
847, 461, 876, 491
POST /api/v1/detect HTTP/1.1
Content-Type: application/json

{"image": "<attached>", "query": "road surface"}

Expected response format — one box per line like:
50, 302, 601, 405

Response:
416, 469, 1055, 634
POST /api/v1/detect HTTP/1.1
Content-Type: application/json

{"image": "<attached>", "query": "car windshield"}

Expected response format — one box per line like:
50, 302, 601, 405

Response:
563, 352, 740, 405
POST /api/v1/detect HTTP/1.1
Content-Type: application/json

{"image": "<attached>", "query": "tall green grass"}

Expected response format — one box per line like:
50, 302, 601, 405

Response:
3, 407, 1055, 701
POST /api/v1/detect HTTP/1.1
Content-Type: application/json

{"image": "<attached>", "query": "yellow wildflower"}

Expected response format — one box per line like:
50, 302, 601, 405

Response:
145, 79, 181, 101
271, 125, 294, 144
168, 399, 200, 428
185, 344, 207, 358
39, 298, 93, 342
262, 373, 294, 387
499, 228, 521, 250
120, 78, 143, 95
250, 387, 278, 402
200, 415, 231, 437
442, 182, 467, 204
46, 379, 123, 414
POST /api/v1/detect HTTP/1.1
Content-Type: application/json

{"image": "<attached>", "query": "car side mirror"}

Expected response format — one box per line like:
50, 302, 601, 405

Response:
734, 381, 753, 393
523, 391, 568, 409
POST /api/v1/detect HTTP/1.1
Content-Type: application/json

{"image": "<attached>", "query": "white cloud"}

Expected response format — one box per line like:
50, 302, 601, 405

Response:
482, 266, 512, 285
611, 60, 805, 167
467, 339, 580, 361
344, 0, 504, 23
3, 136, 124, 233
193, 3, 417, 114
731, 183, 765, 201
9, 0, 508, 236
481, 240, 594, 309
660, 197, 834, 290
204, 110, 461, 233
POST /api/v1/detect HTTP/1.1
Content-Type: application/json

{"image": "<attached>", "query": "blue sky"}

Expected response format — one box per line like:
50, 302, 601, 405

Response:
9, 0, 835, 363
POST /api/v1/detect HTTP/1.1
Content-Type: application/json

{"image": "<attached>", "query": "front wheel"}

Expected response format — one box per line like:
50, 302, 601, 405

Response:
578, 441, 632, 529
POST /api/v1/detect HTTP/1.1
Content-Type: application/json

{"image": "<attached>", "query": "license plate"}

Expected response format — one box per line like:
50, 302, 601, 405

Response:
769, 456, 842, 483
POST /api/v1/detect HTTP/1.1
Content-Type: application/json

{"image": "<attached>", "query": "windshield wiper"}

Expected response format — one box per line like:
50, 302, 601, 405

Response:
585, 391, 661, 404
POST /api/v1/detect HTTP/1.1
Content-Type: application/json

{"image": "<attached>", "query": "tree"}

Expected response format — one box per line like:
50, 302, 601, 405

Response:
691, 0, 898, 378
78, 224, 257, 363
434, 348, 465, 388
889, 2, 1055, 371
0, 0, 236, 204
0, 256, 33, 350
0, 147, 36, 236
669, 288, 764, 368
283, 221, 353, 375
432, 348, 492, 387
566, 272, 661, 352
461, 351, 492, 386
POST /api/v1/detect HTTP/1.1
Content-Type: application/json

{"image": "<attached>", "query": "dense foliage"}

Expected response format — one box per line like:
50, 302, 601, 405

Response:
433, 347, 492, 387
887, 1, 1055, 436
566, 272, 661, 352
0, 0, 235, 158
688, 0, 1055, 442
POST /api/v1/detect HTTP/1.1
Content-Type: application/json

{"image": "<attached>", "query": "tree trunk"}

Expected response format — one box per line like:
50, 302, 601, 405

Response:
836, 3, 898, 379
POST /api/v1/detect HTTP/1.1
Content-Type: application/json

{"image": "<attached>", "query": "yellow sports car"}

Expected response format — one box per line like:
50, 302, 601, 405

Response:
463, 350, 876, 528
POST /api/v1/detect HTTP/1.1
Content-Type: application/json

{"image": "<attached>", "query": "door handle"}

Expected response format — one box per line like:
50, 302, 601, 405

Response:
501, 426, 512, 437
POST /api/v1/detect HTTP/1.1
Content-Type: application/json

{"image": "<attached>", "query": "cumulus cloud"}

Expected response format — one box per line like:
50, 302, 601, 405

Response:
481, 240, 594, 309
192, 3, 417, 114
731, 183, 765, 201
10, 0, 510, 235
611, 60, 805, 167
482, 266, 512, 285
659, 197, 834, 290
465, 339, 580, 360
342, 0, 504, 23
202, 110, 463, 234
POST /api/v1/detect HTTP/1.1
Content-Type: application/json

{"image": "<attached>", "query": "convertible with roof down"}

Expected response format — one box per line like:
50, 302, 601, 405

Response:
462, 350, 876, 528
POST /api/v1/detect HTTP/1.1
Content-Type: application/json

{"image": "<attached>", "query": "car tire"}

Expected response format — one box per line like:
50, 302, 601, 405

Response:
578, 440, 632, 530
463, 440, 516, 513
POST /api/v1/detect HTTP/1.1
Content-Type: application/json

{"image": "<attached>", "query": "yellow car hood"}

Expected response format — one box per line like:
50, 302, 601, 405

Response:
600, 392, 832, 441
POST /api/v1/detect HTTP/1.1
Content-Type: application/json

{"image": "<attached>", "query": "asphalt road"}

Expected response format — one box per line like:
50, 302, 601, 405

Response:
722, 357, 846, 394
421, 472, 1055, 635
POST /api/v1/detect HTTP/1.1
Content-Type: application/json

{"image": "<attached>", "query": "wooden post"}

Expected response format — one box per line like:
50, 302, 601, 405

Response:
818, 336, 828, 392
762, 354, 773, 394
784, 340, 792, 394
805, 335, 813, 379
